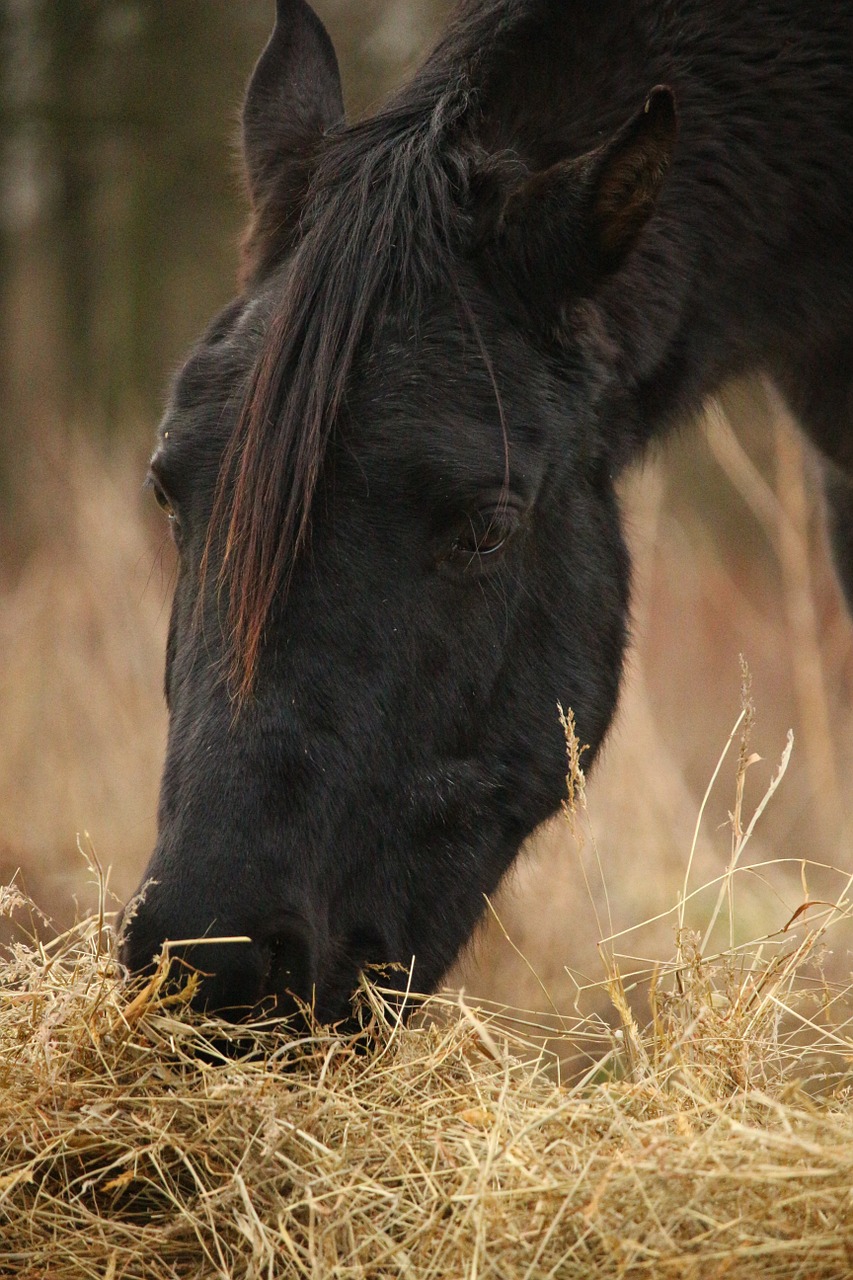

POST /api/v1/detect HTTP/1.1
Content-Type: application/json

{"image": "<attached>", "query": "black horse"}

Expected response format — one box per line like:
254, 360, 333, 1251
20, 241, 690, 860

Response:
122, 0, 853, 1023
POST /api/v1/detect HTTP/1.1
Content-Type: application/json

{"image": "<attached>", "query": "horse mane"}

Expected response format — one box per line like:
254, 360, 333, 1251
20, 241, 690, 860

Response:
210, 0, 540, 700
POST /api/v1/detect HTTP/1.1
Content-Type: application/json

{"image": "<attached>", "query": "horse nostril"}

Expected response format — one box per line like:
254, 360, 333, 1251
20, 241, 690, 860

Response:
117, 905, 265, 1021
253, 921, 392, 1025
257, 915, 316, 1011
347, 926, 388, 971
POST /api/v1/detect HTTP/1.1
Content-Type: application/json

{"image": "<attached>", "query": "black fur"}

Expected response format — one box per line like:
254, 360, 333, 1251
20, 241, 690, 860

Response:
122, 0, 853, 1024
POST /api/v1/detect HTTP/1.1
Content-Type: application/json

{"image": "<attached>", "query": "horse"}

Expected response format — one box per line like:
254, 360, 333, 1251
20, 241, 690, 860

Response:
120, 0, 853, 1024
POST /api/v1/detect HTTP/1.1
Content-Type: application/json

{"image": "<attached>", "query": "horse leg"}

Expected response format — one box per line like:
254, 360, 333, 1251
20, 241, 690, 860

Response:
773, 337, 853, 614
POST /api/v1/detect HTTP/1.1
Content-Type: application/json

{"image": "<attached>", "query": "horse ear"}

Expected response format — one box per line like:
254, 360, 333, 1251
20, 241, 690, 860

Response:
241, 0, 345, 284
484, 87, 677, 310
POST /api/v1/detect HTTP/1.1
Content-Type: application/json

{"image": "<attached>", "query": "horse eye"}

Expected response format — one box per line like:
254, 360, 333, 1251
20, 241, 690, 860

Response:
450, 508, 516, 564
148, 474, 177, 524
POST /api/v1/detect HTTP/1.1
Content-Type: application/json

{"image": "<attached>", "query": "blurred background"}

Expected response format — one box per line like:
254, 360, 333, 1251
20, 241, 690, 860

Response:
1, 1, 851, 1028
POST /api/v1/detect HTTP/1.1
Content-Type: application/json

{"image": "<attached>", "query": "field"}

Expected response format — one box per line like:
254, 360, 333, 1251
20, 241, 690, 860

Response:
1, 385, 852, 1275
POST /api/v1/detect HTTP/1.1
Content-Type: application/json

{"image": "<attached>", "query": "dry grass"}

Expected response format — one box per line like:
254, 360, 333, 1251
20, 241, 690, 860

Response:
0, 429, 168, 914
1, 707, 852, 1278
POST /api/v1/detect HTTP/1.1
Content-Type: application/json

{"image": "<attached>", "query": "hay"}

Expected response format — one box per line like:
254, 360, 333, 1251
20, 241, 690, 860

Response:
2, 709, 853, 1278
2, 907, 852, 1279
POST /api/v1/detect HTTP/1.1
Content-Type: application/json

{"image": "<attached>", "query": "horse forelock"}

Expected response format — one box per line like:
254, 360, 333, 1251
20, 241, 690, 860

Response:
206, 74, 479, 702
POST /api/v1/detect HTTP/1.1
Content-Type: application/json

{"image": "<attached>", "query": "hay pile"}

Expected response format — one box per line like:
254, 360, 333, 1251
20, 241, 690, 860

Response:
1, 883, 851, 1279
2, 703, 852, 1279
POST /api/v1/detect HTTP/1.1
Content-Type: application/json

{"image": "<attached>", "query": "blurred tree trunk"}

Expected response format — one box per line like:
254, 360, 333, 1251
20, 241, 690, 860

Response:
42, 2, 100, 412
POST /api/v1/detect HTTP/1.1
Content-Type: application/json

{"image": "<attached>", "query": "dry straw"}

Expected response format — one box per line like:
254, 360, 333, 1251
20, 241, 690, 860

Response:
2, 692, 852, 1279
